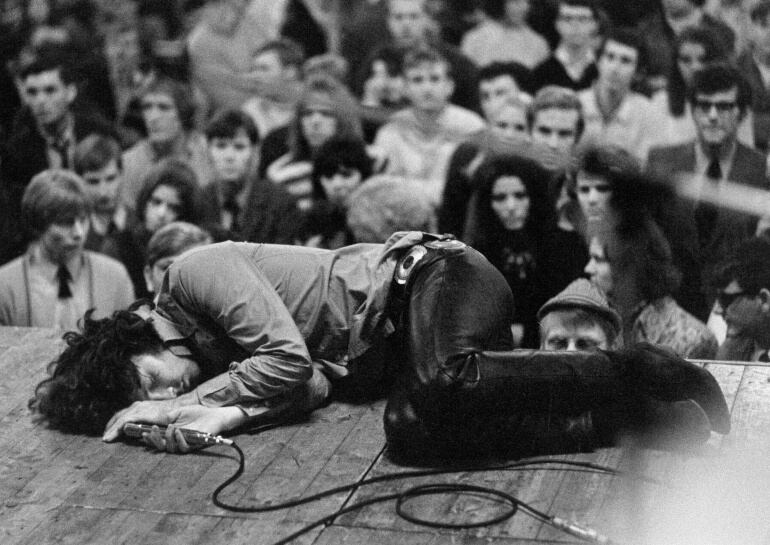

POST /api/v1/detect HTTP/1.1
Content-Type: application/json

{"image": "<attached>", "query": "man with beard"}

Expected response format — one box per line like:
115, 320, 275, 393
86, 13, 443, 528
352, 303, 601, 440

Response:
74, 134, 127, 251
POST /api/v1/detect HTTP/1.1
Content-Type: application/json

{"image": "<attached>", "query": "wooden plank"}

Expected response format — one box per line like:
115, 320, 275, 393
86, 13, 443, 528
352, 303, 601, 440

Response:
313, 526, 565, 544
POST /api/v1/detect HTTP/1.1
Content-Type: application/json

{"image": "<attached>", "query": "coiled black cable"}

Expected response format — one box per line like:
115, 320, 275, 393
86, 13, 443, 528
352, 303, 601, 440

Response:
210, 441, 642, 544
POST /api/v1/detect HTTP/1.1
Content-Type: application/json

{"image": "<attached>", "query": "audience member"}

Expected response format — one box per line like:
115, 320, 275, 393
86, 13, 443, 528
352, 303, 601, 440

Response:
651, 25, 753, 147
356, 0, 481, 112
346, 175, 436, 243
187, 0, 287, 112
1, 51, 115, 264
461, 0, 550, 69
736, 1, 770, 151
537, 277, 623, 350
578, 28, 663, 162
531, 0, 600, 92
478, 62, 532, 121
73, 134, 127, 251
467, 154, 563, 348
374, 47, 485, 209
487, 95, 531, 140
301, 135, 374, 249
119, 77, 212, 215
585, 218, 718, 359
357, 44, 409, 141
264, 74, 363, 212
241, 38, 305, 140
647, 62, 768, 315
143, 221, 212, 295
636, 0, 735, 92
713, 236, 770, 361
0, 169, 133, 328
102, 159, 203, 300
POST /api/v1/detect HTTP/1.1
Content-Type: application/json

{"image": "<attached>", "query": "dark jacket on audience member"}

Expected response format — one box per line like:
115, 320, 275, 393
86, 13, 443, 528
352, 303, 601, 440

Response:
530, 56, 598, 94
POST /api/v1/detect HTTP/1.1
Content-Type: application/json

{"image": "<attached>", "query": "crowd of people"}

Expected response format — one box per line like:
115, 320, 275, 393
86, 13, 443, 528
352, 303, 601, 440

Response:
2, 0, 769, 456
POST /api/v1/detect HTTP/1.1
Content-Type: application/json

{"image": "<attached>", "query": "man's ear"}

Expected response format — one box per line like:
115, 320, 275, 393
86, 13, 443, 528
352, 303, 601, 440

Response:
65, 82, 77, 105
759, 288, 770, 312
143, 265, 154, 295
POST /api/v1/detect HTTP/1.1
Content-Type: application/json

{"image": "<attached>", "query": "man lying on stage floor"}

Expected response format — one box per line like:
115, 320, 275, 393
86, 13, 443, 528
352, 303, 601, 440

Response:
31, 232, 731, 458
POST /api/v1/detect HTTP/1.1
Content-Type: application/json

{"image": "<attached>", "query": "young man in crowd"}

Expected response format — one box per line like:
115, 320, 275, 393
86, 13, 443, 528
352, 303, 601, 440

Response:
0, 170, 134, 329
478, 62, 532, 122
578, 28, 662, 162
32, 232, 729, 458
538, 278, 622, 351
531, 0, 600, 92
647, 63, 769, 316
241, 38, 305, 139
1, 52, 115, 264
714, 236, 770, 362
374, 47, 485, 209
73, 134, 127, 251
529, 85, 584, 173
201, 109, 299, 244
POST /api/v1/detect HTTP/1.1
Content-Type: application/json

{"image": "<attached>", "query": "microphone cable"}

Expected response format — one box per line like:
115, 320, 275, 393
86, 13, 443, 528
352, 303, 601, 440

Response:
211, 440, 641, 545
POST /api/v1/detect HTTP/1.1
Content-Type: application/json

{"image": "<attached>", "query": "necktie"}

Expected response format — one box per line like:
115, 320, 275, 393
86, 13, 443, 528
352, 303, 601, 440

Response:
695, 156, 721, 245
52, 140, 71, 169
57, 265, 72, 299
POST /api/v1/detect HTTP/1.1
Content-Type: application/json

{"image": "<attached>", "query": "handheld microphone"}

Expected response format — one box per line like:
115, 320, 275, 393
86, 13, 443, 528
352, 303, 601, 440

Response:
123, 423, 234, 446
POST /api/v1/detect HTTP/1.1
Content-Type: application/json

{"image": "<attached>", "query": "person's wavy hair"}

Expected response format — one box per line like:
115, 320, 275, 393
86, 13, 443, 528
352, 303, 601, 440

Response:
135, 158, 203, 226
29, 303, 163, 435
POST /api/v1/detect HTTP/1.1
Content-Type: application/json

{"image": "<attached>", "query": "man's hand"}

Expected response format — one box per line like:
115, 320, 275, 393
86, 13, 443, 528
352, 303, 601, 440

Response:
102, 399, 180, 442
141, 406, 246, 453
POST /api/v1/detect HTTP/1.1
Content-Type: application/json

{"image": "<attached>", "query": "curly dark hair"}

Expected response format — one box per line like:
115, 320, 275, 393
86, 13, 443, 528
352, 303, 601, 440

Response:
29, 304, 164, 436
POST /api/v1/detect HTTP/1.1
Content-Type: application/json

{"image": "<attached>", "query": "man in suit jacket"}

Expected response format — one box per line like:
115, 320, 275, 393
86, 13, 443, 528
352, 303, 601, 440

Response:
0, 52, 115, 265
647, 62, 769, 319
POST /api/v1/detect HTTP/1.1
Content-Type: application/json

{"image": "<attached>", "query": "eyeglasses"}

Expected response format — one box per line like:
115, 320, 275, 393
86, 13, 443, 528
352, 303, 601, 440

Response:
716, 290, 754, 309
693, 99, 738, 113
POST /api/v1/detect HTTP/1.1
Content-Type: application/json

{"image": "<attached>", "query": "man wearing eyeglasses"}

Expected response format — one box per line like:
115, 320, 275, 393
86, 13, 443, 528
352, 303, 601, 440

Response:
647, 62, 769, 321
714, 237, 770, 362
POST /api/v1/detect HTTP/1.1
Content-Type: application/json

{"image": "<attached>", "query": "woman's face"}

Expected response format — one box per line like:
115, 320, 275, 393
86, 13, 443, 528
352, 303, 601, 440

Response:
585, 237, 613, 296
301, 102, 338, 151
490, 175, 530, 231
576, 172, 612, 221
145, 184, 182, 233
678, 41, 707, 87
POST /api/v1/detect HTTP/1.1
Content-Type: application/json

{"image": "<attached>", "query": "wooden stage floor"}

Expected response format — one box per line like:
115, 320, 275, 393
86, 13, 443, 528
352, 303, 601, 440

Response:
2, 326, 770, 545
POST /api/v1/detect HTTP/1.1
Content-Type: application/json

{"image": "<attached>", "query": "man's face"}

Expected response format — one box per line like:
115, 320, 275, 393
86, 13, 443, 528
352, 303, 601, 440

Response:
692, 87, 741, 149
144, 184, 182, 233
479, 75, 519, 120
717, 280, 770, 348
133, 349, 202, 400
388, 0, 429, 47
252, 50, 293, 85
504, 0, 529, 26
540, 313, 609, 350
584, 237, 613, 296
82, 159, 122, 216
531, 107, 580, 155
576, 171, 612, 221
597, 39, 639, 94
320, 166, 363, 206
404, 61, 454, 113
555, 4, 597, 48
490, 175, 530, 230
208, 129, 255, 184
489, 104, 529, 140
40, 215, 89, 264
22, 69, 76, 128
141, 92, 183, 145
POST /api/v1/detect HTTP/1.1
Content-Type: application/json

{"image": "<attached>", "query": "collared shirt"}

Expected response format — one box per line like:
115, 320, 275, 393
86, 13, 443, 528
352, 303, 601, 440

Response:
578, 88, 662, 162
151, 233, 427, 416
554, 45, 596, 84
27, 244, 90, 330
39, 113, 75, 169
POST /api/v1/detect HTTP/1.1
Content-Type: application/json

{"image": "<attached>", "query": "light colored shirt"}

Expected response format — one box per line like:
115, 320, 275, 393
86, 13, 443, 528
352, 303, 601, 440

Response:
578, 88, 663, 162
373, 105, 485, 207
461, 20, 550, 69
28, 246, 89, 330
